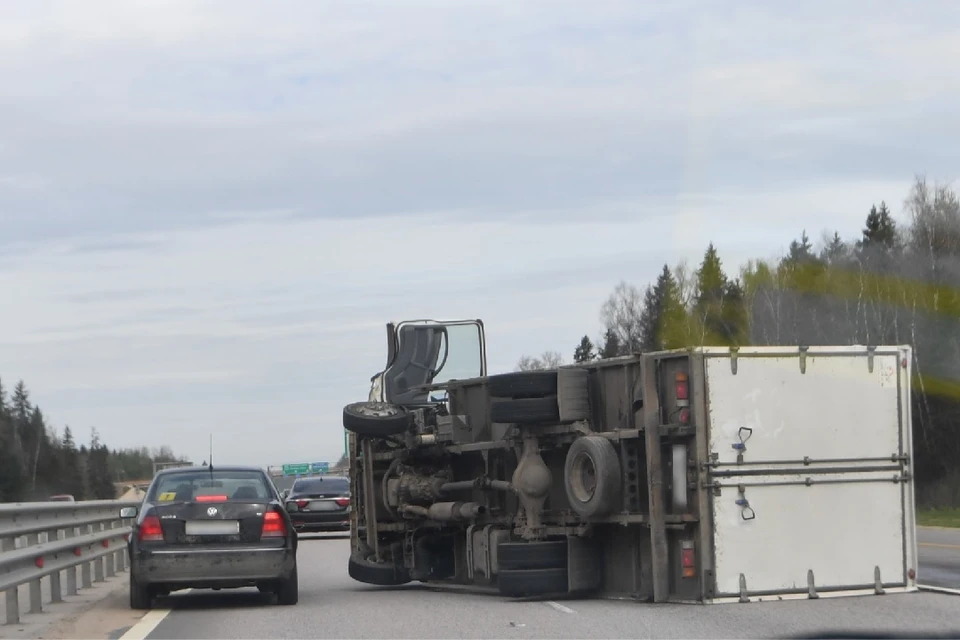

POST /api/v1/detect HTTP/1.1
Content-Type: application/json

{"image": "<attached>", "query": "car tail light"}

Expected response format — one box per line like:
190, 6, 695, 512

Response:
681, 541, 696, 578
296, 500, 309, 509
139, 515, 164, 542
335, 497, 350, 508
261, 509, 287, 538
196, 495, 227, 502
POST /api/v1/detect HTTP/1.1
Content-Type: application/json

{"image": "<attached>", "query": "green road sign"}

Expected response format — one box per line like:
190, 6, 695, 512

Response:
310, 462, 329, 473
282, 463, 310, 476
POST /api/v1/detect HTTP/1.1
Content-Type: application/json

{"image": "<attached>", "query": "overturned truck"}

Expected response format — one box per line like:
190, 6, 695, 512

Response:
341, 319, 919, 603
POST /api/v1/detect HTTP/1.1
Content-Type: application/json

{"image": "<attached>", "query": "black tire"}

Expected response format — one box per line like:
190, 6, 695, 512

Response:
498, 568, 568, 597
490, 396, 559, 425
348, 553, 412, 586
342, 402, 411, 438
498, 540, 568, 571
564, 436, 622, 519
276, 566, 299, 605
129, 573, 152, 610
487, 371, 558, 399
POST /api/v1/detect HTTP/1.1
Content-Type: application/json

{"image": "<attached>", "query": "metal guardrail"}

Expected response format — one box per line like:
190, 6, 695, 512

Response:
0, 500, 139, 626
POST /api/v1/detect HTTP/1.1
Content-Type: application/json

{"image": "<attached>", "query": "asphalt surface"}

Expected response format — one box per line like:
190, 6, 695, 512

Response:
917, 526, 960, 589
140, 531, 960, 640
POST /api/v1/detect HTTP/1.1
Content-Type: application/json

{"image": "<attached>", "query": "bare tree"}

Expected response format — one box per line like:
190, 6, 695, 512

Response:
516, 351, 564, 371
599, 281, 644, 354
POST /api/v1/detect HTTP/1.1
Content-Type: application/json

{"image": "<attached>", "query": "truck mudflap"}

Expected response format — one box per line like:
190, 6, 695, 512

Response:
697, 346, 919, 603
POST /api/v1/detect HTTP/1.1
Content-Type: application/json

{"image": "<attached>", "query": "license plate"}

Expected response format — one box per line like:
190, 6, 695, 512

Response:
185, 520, 239, 535
307, 501, 338, 512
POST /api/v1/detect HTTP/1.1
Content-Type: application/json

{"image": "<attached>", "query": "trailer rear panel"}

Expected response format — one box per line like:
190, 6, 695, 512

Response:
699, 347, 918, 602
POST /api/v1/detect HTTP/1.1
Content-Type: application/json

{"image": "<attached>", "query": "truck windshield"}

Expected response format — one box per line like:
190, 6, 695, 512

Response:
433, 323, 484, 383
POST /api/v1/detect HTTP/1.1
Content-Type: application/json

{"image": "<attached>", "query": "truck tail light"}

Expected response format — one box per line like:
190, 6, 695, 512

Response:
261, 510, 288, 538
681, 541, 696, 578
675, 372, 689, 404
139, 515, 164, 542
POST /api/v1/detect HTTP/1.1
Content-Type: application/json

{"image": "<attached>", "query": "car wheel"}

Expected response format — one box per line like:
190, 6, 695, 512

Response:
129, 573, 152, 610
276, 566, 299, 606
342, 401, 411, 438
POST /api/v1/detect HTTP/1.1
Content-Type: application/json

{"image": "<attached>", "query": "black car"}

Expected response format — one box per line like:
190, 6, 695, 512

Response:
286, 475, 351, 533
120, 465, 299, 609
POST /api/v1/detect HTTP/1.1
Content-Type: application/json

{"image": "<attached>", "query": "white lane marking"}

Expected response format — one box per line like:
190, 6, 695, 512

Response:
918, 584, 960, 596
120, 590, 191, 640
544, 600, 576, 614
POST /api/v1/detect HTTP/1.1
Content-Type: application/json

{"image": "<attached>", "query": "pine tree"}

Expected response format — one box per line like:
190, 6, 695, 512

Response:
859, 202, 897, 251
573, 335, 596, 363
598, 328, 621, 359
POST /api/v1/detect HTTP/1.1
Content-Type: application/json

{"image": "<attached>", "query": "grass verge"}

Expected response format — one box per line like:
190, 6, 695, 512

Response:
917, 507, 960, 528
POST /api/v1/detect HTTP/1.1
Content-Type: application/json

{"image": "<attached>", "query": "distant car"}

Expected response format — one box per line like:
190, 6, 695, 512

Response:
286, 475, 351, 533
120, 465, 299, 609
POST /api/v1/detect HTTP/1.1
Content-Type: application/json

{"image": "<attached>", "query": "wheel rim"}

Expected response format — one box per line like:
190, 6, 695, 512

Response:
353, 403, 401, 418
569, 452, 597, 503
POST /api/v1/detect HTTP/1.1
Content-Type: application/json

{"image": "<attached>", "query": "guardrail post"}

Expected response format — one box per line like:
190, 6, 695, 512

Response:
81, 524, 93, 589
65, 526, 78, 596
105, 521, 116, 578
93, 523, 105, 583
2, 537, 19, 625
26, 533, 42, 614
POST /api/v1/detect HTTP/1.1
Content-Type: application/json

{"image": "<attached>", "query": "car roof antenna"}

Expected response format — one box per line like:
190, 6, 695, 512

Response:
208, 433, 214, 473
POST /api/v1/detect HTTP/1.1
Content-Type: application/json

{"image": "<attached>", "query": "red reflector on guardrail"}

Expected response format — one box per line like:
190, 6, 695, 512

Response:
74, 548, 82, 556
35, 557, 44, 568
102, 540, 110, 548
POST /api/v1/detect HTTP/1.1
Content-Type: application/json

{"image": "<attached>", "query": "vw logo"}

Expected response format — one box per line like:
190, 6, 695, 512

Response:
206, 507, 218, 516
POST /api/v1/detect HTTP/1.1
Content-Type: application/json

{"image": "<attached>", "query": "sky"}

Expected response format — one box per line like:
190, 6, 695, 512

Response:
1, 0, 959, 470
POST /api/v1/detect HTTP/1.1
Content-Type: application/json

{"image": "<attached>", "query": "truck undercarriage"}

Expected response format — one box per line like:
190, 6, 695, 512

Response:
339, 319, 919, 604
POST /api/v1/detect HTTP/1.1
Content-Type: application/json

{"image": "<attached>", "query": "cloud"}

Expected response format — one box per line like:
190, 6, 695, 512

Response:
0, 0, 958, 464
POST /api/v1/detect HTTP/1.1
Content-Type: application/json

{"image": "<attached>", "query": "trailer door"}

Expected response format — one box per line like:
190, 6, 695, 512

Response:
701, 347, 918, 601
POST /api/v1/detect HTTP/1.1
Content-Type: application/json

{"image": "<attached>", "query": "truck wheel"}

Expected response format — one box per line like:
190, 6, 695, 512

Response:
498, 568, 568, 597
342, 402, 411, 437
498, 539, 567, 571
487, 371, 558, 398
564, 436, 622, 519
490, 396, 560, 424
348, 553, 412, 586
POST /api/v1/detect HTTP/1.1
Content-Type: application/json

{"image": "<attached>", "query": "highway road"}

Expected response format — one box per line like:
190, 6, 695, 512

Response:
127, 531, 960, 640
918, 526, 960, 589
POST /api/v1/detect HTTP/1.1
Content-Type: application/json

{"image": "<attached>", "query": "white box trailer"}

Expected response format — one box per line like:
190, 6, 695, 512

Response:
696, 346, 918, 602
342, 321, 918, 604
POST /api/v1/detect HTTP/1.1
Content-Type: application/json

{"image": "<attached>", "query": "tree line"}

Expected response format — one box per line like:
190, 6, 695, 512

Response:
519, 175, 960, 507
0, 378, 187, 502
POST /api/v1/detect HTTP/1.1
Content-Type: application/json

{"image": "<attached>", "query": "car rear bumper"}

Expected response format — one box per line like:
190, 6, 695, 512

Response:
133, 546, 295, 585
291, 511, 350, 532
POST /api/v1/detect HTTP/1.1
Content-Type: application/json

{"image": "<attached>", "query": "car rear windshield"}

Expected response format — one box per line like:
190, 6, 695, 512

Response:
147, 470, 273, 503
290, 476, 349, 497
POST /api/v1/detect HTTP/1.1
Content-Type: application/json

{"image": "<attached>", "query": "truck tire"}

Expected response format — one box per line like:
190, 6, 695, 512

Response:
498, 568, 568, 597
498, 539, 567, 571
564, 436, 622, 519
490, 396, 560, 425
487, 371, 558, 399
348, 553, 412, 586
342, 402, 411, 438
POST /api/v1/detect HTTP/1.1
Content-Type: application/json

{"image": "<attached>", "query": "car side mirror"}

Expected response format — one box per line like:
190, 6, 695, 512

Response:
119, 506, 139, 519
280, 490, 289, 500
285, 501, 300, 513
